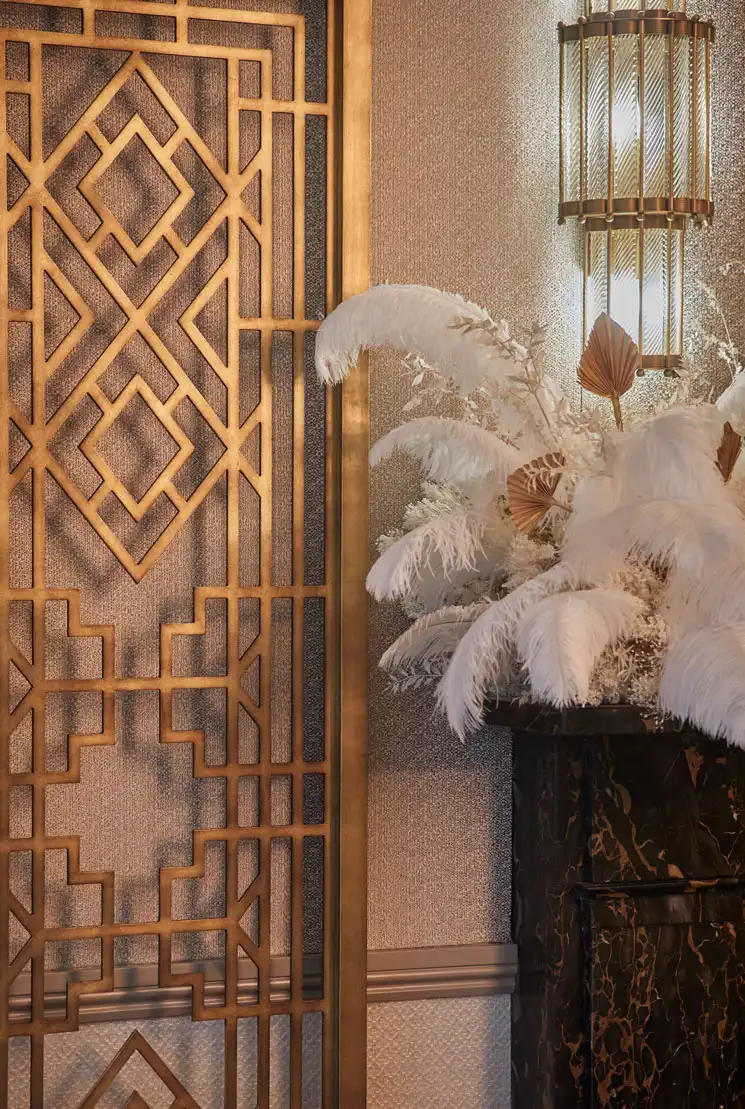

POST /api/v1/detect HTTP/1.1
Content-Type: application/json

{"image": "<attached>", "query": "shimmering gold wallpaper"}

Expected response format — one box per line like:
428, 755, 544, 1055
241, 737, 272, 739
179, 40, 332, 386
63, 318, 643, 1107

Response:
368, 0, 745, 948
368, 1, 745, 1101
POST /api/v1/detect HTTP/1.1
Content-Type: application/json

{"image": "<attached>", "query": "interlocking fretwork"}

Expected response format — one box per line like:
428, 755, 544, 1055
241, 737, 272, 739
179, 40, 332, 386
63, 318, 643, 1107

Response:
0, 0, 339, 1104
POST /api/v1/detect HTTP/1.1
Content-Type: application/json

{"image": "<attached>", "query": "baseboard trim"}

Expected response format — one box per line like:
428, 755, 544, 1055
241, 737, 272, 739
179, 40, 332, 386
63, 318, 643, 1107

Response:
9, 943, 516, 1023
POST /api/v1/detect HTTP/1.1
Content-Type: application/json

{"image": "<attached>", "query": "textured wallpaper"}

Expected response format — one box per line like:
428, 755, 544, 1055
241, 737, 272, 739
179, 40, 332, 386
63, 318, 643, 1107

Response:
367, 0, 745, 950
367, 0, 745, 1105
368, 997, 512, 1109
8, 1000, 509, 1109
8, 1014, 322, 1109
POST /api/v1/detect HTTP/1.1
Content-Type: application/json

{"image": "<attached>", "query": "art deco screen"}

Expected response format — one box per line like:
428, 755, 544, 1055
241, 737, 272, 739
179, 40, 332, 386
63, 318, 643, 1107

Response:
0, 0, 368, 1104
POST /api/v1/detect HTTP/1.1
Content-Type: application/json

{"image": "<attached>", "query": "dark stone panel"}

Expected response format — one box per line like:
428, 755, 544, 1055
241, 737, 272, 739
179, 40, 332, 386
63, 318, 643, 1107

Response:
512, 728, 745, 1109
587, 736, 745, 885
512, 734, 590, 1109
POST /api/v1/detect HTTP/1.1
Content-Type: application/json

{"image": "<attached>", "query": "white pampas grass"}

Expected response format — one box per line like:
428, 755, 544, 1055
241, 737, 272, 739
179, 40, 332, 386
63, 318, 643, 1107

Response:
370, 417, 525, 486
366, 510, 486, 602
315, 284, 513, 393
380, 602, 490, 670
609, 405, 728, 505
515, 588, 643, 707
717, 373, 745, 434
659, 624, 745, 748
437, 562, 578, 737
565, 499, 745, 583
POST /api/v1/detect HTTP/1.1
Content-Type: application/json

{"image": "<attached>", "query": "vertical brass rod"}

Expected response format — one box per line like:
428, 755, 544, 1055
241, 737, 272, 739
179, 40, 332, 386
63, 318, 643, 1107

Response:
290, 21, 308, 1104
579, 20, 586, 219
668, 14, 675, 214
705, 37, 711, 207
29, 38, 46, 1109
691, 18, 698, 200
323, 2, 340, 1105
224, 66, 240, 1089
224, 1020, 238, 1109
638, 221, 645, 358
606, 227, 614, 319
583, 231, 590, 351
337, 0, 371, 1105
638, 15, 645, 212
0, 28, 9, 1108
666, 224, 673, 360
607, 20, 615, 216
678, 226, 685, 356
558, 36, 565, 213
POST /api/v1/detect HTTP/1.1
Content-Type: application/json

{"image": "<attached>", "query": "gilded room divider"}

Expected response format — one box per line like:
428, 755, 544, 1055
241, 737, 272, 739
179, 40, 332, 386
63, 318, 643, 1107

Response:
0, 0, 370, 1103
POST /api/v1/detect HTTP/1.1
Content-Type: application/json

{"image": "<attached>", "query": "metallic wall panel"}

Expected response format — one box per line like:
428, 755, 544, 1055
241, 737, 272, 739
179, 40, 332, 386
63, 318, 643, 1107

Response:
0, 0, 371, 1104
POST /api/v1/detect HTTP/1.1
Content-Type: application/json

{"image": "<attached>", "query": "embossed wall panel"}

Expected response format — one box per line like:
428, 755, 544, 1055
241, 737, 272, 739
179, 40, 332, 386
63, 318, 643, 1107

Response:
0, 0, 369, 1104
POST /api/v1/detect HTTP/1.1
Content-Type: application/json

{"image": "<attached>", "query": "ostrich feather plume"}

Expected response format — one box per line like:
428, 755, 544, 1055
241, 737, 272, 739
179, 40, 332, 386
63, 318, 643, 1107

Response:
380, 602, 490, 670
565, 499, 745, 584
314, 284, 514, 393
437, 562, 578, 738
567, 474, 620, 531
370, 417, 525, 486
515, 588, 643, 707
659, 624, 745, 748
366, 510, 486, 602
609, 405, 728, 505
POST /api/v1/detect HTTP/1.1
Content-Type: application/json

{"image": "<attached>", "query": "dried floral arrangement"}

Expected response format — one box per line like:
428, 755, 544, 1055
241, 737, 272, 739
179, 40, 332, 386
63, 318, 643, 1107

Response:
313, 283, 745, 746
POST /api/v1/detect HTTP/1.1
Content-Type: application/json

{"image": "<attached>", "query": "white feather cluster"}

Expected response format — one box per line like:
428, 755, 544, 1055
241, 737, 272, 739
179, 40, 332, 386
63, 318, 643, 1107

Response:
314, 283, 745, 747
315, 284, 514, 395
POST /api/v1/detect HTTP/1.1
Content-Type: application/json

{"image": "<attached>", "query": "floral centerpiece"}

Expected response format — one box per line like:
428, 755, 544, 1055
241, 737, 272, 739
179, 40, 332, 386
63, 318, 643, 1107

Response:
313, 283, 745, 746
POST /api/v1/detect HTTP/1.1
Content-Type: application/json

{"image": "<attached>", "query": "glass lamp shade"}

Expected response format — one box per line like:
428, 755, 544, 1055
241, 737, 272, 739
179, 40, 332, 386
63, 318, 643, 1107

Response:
584, 219, 684, 369
559, 10, 713, 224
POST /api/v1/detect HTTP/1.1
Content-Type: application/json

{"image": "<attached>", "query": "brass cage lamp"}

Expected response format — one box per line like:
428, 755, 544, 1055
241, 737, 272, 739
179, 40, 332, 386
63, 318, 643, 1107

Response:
559, 1, 714, 369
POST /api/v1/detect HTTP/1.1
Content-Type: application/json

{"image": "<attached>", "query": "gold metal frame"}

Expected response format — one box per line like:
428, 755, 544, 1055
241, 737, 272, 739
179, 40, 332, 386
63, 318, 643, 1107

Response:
0, 0, 370, 1102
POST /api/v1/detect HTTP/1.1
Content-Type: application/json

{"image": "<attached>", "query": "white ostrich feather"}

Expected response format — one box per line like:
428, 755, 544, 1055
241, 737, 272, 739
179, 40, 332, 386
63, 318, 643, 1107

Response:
670, 556, 745, 631
565, 499, 745, 584
370, 417, 525, 486
659, 624, 745, 748
569, 474, 619, 528
366, 510, 486, 602
610, 405, 728, 505
380, 601, 490, 671
717, 373, 745, 434
315, 284, 514, 393
515, 588, 643, 708
408, 513, 515, 610
437, 562, 578, 738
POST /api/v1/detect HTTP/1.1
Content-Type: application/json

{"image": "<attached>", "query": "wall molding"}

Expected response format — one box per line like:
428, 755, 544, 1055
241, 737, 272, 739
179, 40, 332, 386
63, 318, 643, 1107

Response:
9, 943, 517, 1024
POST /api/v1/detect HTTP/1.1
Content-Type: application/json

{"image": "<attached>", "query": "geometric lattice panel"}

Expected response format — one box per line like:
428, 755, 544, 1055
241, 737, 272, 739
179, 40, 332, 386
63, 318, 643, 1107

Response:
0, 0, 341, 1104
